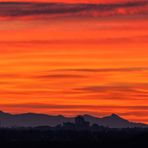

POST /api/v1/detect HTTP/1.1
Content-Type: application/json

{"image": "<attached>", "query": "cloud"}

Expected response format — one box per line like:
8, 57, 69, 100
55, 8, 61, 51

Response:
56, 67, 148, 73
1, 103, 148, 111
0, 34, 148, 45
0, 74, 20, 78
120, 111, 148, 117
36, 74, 86, 79
75, 85, 134, 93
75, 83, 148, 94
0, 1, 147, 19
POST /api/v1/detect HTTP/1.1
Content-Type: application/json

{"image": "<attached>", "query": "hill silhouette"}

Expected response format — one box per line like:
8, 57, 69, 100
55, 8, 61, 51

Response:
0, 111, 147, 128
0, 115, 147, 148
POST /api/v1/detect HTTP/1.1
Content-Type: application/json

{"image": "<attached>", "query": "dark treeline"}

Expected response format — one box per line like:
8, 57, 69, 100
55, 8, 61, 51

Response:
0, 116, 148, 148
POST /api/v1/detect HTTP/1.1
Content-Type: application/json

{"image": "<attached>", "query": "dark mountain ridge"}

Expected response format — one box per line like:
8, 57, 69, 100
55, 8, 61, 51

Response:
0, 111, 147, 128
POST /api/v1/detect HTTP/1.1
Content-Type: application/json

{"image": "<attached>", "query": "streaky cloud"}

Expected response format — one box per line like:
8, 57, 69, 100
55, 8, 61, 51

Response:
0, 1, 147, 19
55, 67, 148, 73
75, 83, 148, 93
36, 74, 86, 79
1, 103, 148, 111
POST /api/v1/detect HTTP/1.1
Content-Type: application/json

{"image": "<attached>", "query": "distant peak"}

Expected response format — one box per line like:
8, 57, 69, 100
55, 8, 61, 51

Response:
57, 115, 64, 118
103, 113, 126, 121
110, 114, 120, 118
0, 110, 12, 116
83, 114, 93, 117
0, 111, 8, 114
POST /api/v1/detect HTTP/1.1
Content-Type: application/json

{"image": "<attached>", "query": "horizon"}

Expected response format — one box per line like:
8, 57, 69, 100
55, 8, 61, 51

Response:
0, 110, 119, 118
0, 110, 147, 128
0, 0, 148, 124
0, 110, 123, 117
0, 110, 147, 125
0, 110, 124, 118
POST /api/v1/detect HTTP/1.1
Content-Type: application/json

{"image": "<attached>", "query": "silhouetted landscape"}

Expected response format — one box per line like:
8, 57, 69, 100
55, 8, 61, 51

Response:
0, 112, 148, 147
0, 111, 147, 128
0, 1, 148, 147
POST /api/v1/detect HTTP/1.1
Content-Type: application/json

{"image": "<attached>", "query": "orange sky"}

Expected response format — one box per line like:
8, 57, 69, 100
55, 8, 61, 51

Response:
0, 1, 148, 123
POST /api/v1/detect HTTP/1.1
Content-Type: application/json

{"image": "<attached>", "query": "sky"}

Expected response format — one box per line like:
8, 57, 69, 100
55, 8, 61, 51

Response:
0, 0, 148, 123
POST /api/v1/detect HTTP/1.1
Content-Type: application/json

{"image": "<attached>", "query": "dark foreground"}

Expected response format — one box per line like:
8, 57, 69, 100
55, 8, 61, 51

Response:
0, 127, 148, 148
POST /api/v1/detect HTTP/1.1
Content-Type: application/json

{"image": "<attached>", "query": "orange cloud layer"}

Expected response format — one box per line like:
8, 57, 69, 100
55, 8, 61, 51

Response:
0, 1, 148, 123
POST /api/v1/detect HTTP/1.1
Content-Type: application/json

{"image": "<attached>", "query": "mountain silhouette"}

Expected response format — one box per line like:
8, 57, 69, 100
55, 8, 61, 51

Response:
0, 111, 147, 128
